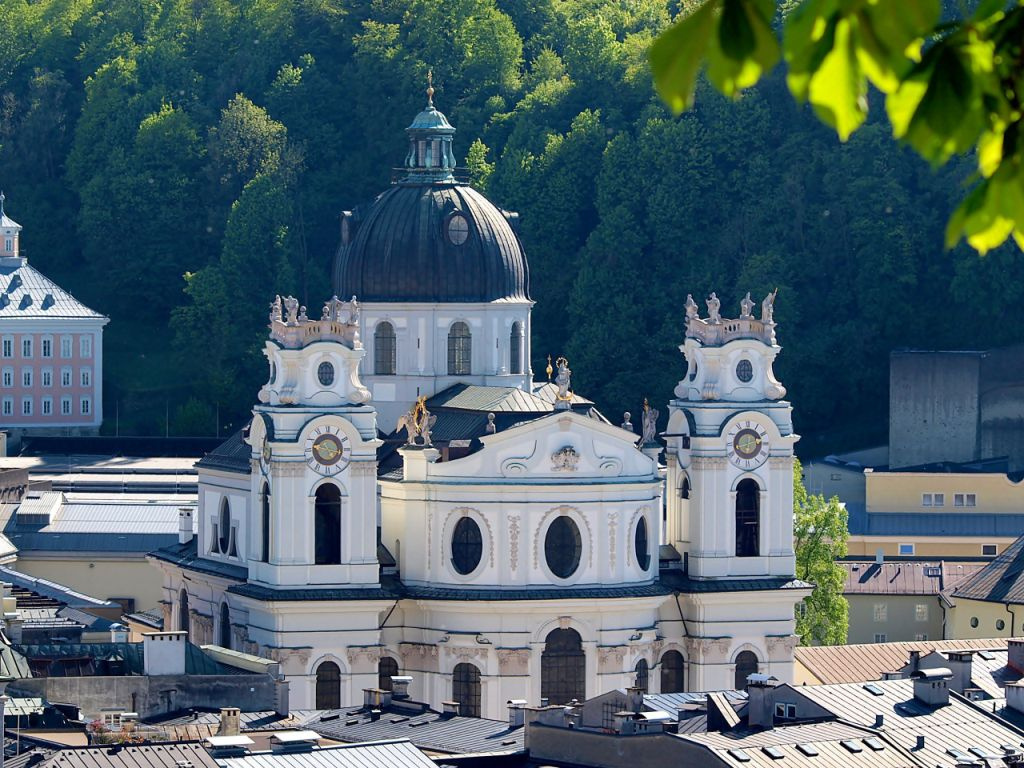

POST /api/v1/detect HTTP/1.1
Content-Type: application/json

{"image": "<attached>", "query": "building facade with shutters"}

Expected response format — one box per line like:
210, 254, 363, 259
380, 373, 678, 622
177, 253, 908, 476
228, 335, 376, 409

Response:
0, 194, 108, 434
149, 93, 810, 718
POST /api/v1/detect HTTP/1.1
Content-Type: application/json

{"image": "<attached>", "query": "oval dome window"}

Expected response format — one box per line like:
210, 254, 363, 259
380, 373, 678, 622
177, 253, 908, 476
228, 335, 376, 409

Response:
447, 213, 470, 245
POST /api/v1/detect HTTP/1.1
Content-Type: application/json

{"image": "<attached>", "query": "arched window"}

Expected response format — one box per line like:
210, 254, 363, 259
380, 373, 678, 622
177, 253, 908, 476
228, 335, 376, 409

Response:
447, 322, 471, 375
218, 498, 231, 555
315, 661, 341, 709
661, 650, 685, 693
378, 657, 399, 691
681, 476, 690, 499
634, 516, 650, 571
545, 516, 582, 579
219, 603, 231, 649
736, 479, 760, 557
735, 650, 759, 689
541, 628, 585, 705
374, 322, 396, 375
261, 483, 271, 563
634, 659, 649, 692
509, 322, 522, 375
314, 483, 342, 565
178, 589, 189, 636
452, 663, 481, 717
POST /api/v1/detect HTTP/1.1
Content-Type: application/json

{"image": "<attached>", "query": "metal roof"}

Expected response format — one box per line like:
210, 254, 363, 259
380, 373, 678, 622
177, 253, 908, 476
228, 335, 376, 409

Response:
150, 539, 248, 582
853, 510, 1024, 537
843, 560, 987, 595
948, 534, 1024, 603
221, 740, 437, 768
37, 741, 219, 768
0, 260, 105, 320
426, 385, 557, 413
0, 564, 118, 608
196, 430, 252, 474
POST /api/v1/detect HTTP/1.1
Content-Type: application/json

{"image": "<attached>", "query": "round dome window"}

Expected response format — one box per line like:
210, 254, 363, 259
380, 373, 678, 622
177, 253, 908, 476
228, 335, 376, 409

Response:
736, 359, 753, 383
317, 362, 335, 387
545, 516, 582, 579
447, 213, 470, 245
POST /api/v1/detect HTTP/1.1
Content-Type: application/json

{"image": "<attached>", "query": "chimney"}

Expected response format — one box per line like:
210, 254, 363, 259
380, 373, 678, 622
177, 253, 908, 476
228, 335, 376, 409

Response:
217, 707, 240, 737
390, 676, 412, 700
915, 735, 926, 751
441, 700, 460, 718
625, 686, 644, 713
873, 714, 884, 728
746, 674, 780, 730
109, 623, 128, 643
911, 667, 952, 707
945, 651, 974, 694
274, 676, 290, 717
1009, 640, 1024, 673
539, 697, 549, 708
1005, 681, 1024, 715
142, 631, 187, 676
179, 507, 194, 545
908, 650, 921, 673
507, 699, 527, 728
362, 688, 391, 710
612, 711, 637, 735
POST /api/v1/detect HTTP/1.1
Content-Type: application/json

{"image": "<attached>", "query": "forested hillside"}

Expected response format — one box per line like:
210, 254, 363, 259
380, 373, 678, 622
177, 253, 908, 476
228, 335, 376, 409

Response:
2, 0, 1020, 452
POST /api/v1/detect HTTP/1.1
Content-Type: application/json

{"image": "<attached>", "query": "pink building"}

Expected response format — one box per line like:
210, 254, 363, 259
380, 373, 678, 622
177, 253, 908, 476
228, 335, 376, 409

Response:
0, 193, 108, 434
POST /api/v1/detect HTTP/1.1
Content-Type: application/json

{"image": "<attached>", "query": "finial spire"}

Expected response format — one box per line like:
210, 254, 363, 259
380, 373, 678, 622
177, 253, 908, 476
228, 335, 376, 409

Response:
426, 69, 434, 107
0, 190, 5, 216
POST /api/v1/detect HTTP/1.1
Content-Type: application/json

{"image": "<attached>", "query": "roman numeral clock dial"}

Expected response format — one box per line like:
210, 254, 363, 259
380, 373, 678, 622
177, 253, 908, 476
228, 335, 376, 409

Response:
304, 427, 351, 476
726, 421, 769, 470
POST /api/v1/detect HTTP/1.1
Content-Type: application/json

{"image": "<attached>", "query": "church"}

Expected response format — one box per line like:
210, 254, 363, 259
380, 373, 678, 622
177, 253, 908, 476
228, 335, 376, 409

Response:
150, 87, 811, 719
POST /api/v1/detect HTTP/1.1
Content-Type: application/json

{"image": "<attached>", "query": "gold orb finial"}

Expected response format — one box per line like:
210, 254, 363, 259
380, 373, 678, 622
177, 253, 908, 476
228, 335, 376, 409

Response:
546, 354, 553, 382
426, 69, 434, 106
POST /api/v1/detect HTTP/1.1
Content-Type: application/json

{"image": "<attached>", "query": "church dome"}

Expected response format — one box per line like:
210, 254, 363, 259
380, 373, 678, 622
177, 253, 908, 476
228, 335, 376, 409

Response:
332, 89, 529, 304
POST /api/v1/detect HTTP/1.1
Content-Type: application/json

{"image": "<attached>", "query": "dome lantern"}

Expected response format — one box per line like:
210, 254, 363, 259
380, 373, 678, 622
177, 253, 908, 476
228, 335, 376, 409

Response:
403, 71, 458, 182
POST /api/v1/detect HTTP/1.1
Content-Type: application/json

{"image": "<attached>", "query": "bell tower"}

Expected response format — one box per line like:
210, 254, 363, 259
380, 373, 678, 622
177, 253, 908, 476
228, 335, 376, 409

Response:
246, 295, 382, 589
665, 291, 797, 580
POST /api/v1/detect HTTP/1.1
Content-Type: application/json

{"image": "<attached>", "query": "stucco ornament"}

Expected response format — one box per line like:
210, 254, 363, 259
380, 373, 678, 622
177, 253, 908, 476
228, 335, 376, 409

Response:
508, 514, 521, 570
551, 445, 579, 472
397, 396, 437, 447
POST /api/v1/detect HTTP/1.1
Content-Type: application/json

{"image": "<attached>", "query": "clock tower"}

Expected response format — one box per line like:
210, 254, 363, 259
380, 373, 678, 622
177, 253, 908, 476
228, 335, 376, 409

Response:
663, 292, 809, 689
247, 294, 382, 589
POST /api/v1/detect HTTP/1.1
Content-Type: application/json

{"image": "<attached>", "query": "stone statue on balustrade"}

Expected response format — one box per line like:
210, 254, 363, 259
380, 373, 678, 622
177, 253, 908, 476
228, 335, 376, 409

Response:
706, 293, 721, 324
642, 398, 659, 445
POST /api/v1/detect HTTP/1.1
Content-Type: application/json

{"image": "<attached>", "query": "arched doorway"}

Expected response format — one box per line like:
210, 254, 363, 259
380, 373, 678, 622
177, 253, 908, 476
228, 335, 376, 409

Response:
734, 650, 759, 689
315, 661, 341, 708
314, 483, 342, 565
378, 657, 399, 691
634, 659, 649, 692
660, 650, 685, 693
452, 663, 481, 717
541, 628, 585, 704
219, 603, 231, 648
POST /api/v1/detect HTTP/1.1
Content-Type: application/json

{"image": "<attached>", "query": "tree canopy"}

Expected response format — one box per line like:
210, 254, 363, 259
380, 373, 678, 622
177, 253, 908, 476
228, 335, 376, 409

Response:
2, 0, 1022, 445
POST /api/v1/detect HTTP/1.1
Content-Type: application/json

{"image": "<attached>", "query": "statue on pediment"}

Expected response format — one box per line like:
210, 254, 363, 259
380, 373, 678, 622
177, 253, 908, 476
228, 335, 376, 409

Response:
397, 396, 437, 447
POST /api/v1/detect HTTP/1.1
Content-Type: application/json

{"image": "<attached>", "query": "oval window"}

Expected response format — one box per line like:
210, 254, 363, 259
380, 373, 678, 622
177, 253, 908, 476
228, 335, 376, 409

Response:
635, 516, 650, 571
971, 617, 979, 628
451, 517, 483, 575
447, 213, 470, 245
736, 359, 753, 383
545, 516, 582, 579
318, 362, 335, 387
997, 619, 1006, 631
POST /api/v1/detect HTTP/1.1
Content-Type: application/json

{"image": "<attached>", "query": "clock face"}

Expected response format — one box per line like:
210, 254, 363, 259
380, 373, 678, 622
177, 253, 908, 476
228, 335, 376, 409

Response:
305, 427, 350, 476
727, 422, 769, 469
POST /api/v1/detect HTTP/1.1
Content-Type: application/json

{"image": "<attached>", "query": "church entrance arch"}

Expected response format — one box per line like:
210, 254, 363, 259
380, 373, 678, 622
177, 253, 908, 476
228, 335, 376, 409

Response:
541, 628, 585, 704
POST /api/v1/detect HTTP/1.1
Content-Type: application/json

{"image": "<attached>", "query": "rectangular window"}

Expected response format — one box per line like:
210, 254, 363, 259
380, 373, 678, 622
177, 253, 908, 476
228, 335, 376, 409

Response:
914, 633, 928, 641
966, 493, 976, 507
1, 337, 11, 358
60, 336, 72, 358
41, 397, 52, 416
874, 633, 887, 643
922, 493, 933, 507
915, 604, 929, 622
1, 368, 11, 387
4, 238, 11, 252
80, 397, 91, 416
873, 603, 888, 622
955, 493, 965, 507
61, 397, 71, 416
81, 368, 92, 387
21, 397, 32, 416
1, 397, 11, 416
41, 337, 52, 358
61, 367, 71, 387
983, 544, 998, 556
41, 368, 52, 387
830, 472, 842, 481
898, 543, 915, 556
933, 493, 944, 507
21, 337, 32, 358
21, 368, 31, 388
80, 335, 92, 358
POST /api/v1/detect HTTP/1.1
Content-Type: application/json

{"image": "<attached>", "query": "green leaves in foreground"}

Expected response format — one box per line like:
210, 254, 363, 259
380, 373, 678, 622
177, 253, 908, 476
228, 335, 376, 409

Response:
650, 0, 1024, 254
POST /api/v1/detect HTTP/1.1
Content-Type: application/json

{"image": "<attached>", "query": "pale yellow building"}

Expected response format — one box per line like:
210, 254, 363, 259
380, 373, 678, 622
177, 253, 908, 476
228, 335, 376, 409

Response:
944, 534, 1024, 639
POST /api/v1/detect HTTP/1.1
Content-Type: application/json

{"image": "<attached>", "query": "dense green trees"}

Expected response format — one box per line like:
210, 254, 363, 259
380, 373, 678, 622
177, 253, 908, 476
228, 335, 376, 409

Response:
0, 0, 1018, 447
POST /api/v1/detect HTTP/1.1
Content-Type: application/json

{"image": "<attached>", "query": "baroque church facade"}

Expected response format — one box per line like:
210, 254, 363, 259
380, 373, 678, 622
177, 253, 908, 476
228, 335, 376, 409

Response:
151, 91, 810, 718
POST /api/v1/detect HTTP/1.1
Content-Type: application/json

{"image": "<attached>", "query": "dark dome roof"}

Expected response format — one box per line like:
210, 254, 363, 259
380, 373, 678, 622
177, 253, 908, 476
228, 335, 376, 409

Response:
333, 182, 530, 303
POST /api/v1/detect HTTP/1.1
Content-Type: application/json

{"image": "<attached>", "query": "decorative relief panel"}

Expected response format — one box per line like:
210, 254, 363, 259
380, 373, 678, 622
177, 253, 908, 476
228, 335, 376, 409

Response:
608, 511, 617, 569
598, 645, 627, 671
497, 648, 530, 675
508, 514, 520, 571
346, 645, 382, 671
766, 635, 799, 658
400, 642, 440, 672
683, 636, 731, 662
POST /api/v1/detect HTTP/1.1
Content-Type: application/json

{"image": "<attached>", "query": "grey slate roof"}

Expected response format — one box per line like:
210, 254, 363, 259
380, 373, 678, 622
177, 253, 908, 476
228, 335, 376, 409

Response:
15, 641, 249, 677
219, 740, 438, 768
151, 539, 249, 582
0, 564, 118, 609
948, 533, 1024, 603
0, 259, 105, 320
36, 742, 220, 768
196, 429, 252, 474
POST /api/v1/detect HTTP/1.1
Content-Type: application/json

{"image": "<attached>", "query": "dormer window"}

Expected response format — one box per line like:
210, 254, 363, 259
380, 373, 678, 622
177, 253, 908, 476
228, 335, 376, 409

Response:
317, 362, 335, 387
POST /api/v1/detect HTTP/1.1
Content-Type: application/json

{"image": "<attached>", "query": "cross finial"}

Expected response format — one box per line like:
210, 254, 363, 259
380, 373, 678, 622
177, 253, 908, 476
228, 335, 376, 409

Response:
426, 69, 434, 106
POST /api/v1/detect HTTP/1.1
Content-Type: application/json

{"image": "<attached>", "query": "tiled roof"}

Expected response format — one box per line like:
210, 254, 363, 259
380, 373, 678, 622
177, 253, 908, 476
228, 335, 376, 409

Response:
196, 429, 252, 474
843, 560, 987, 595
0, 259, 105, 320
219, 740, 438, 768
948, 534, 1024, 603
794, 638, 1014, 684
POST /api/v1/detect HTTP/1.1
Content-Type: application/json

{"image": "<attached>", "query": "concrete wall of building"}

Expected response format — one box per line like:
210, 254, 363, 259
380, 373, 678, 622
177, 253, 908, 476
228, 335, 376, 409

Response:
946, 597, 1018, 639
9, 673, 277, 721
865, 471, 1024, 514
889, 352, 982, 469
846, 536, 1013, 558
802, 463, 866, 506
525, 722, 714, 768
14, 556, 163, 613
846, 594, 943, 644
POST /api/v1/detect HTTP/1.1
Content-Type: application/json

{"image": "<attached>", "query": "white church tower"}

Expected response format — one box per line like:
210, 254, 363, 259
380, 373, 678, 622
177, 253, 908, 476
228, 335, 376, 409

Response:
663, 291, 810, 690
